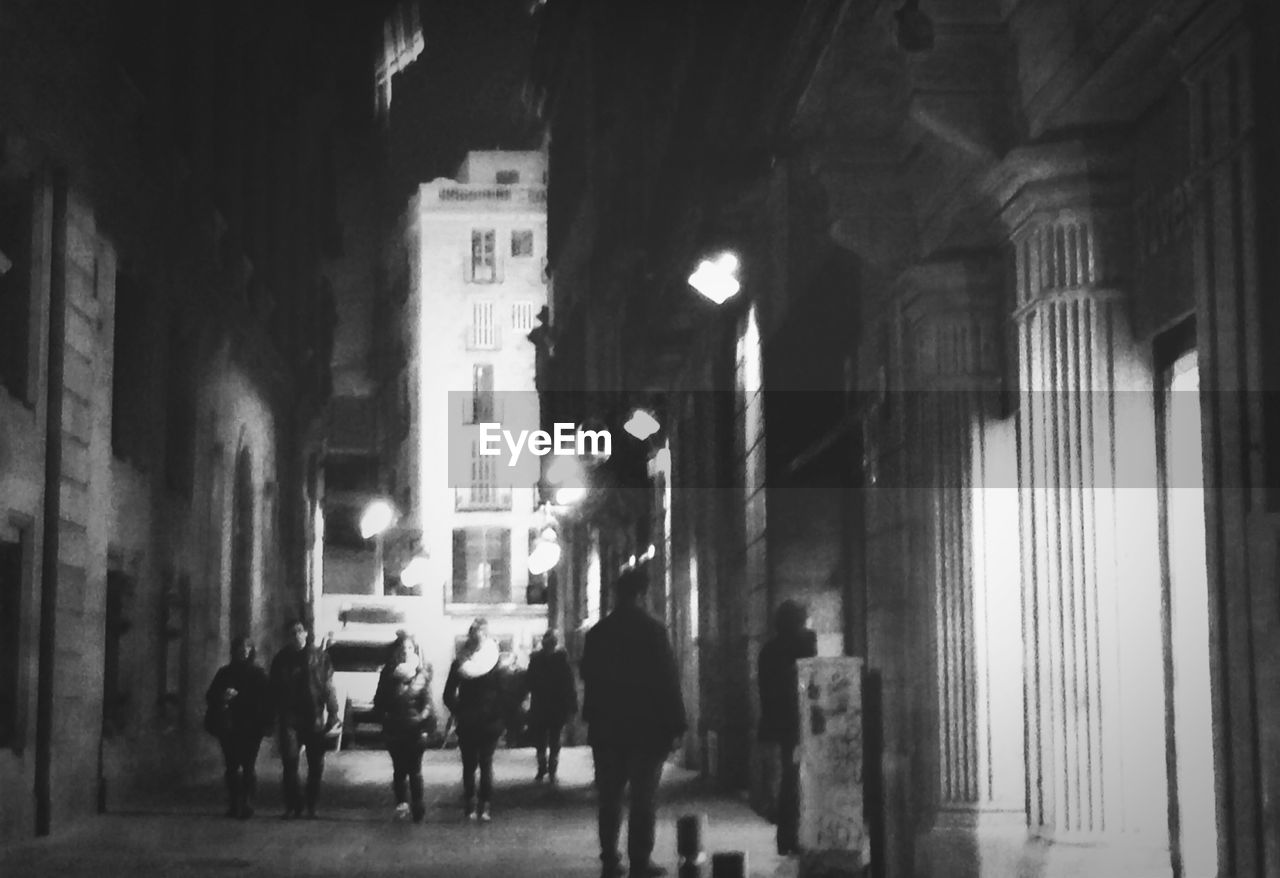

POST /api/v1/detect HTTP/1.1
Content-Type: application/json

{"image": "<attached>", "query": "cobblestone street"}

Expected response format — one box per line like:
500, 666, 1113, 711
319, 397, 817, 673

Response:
1, 747, 789, 877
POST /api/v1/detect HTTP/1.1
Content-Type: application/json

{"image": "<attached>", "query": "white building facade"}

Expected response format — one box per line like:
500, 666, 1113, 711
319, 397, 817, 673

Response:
395, 150, 550, 701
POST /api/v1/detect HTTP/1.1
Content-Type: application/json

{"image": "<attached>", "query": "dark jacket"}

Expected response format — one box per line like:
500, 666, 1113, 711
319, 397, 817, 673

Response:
581, 604, 687, 753
205, 659, 272, 739
443, 644, 506, 741
269, 644, 340, 735
373, 661, 433, 747
527, 648, 577, 727
756, 629, 818, 746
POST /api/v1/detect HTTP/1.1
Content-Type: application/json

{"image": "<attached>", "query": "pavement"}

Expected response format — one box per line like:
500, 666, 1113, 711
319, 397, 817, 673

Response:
0, 746, 798, 877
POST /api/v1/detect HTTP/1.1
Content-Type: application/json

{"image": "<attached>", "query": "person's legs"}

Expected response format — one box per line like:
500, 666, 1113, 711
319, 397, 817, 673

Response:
237, 735, 263, 818
459, 736, 479, 815
389, 743, 410, 805
477, 732, 498, 817
532, 722, 548, 779
625, 750, 666, 871
777, 743, 800, 854
407, 742, 426, 822
592, 746, 627, 872
278, 726, 303, 816
219, 736, 240, 817
302, 730, 326, 816
547, 722, 564, 781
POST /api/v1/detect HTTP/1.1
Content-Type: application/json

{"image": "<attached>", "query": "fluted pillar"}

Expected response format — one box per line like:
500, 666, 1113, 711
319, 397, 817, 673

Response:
904, 259, 1026, 878
1001, 149, 1168, 874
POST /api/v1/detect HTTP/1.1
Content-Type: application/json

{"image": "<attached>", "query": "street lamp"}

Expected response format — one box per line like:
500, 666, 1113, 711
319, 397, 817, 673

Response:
546, 455, 588, 506
623, 408, 661, 441
528, 526, 562, 577
360, 499, 398, 595
688, 251, 741, 304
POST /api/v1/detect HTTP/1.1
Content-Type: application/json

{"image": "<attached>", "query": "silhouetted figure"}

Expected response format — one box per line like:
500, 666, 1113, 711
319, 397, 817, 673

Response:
527, 629, 577, 782
582, 566, 687, 878
373, 631, 434, 823
757, 599, 818, 855
269, 619, 340, 819
205, 636, 272, 819
443, 617, 506, 822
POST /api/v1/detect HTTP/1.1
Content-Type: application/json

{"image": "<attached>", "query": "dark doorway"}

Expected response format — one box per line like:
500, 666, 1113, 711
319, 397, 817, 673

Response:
231, 448, 255, 639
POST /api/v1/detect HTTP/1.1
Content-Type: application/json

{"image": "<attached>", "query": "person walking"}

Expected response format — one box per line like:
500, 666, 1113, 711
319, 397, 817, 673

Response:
443, 617, 506, 822
373, 631, 435, 823
757, 599, 818, 855
204, 636, 272, 819
269, 619, 340, 819
526, 628, 577, 783
581, 565, 687, 878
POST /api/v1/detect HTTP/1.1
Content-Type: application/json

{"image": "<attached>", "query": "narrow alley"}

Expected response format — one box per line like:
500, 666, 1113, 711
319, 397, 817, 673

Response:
0, 747, 786, 878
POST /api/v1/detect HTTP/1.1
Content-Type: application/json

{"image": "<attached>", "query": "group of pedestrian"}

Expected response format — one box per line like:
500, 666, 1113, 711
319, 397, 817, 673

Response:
201, 614, 581, 827
204, 566, 814, 878
204, 619, 341, 821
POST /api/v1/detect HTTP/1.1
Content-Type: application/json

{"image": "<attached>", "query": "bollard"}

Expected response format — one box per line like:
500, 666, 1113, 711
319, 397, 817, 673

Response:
710, 851, 747, 878
677, 813, 708, 878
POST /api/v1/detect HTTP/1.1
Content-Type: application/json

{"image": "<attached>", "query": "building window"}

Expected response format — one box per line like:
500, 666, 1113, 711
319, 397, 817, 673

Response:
526, 528, 549, 605
470, 229, 498, 283
163, 314, 196, 497
0, 177, 33, 404
511, 229, 534, 258
468, 363, 494, 423
470, 300, 499, 349
511, 301, 535, 333
0, 523, 30, 750
496, 170, 520, 184
456, 441, 511, 510
112, 269, 150, 465
452, 527, 511, 603
374, 0, 424, 118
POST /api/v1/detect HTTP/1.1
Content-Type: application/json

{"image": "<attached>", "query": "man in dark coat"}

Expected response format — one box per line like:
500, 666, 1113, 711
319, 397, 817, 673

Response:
757, 599, 818, 855
526, 628, 577, 782
205, 636, 272, 819
269, 619, 340, 819
581, 565, 686, 878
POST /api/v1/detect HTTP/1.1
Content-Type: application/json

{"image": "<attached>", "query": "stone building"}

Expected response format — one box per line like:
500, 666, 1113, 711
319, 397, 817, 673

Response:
528, 1, 1280, 876
0, 0, 347, 841
388, 149, 551, 699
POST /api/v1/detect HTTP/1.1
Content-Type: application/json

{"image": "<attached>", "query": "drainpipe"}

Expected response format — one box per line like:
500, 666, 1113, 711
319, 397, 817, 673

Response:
35, 169, 68, 836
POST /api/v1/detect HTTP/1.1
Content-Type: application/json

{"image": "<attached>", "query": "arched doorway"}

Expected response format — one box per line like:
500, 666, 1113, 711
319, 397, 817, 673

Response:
230, 447, 255, 639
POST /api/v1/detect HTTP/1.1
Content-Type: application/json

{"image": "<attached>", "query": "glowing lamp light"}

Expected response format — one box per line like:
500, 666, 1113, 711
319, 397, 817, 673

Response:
546, 455, 583, 486
555, 484, 588, 505
359, 500, 398, 539
688, 251, 741, 304
528, 529, 562, 576
623, 408, 661, 441
399, 555, 430, 589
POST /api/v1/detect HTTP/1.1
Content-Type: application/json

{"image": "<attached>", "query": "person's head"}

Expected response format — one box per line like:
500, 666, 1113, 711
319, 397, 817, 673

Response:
774, 599, 809, 637
541, 629, 559, 651
231, 636, 255, 664
613, 565, 649, 608
284, 619, 309, 651
392, 630, 421, 667
466, 617, 490, 649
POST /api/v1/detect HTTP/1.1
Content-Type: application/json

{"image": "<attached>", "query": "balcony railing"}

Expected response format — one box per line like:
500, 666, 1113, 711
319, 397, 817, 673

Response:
455, 485, 513, 511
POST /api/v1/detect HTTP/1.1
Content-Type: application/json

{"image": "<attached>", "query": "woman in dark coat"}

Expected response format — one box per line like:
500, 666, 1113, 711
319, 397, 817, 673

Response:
373, 631, 434, 823
205, 636, 272, 819
443, 617, 505, 821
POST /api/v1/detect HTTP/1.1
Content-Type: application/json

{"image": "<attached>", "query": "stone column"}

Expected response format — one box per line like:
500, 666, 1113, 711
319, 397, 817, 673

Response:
1000, 148, 1168, 875
903, 258, 1026, 878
